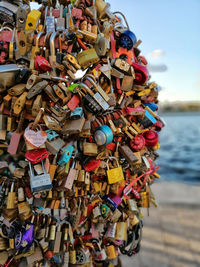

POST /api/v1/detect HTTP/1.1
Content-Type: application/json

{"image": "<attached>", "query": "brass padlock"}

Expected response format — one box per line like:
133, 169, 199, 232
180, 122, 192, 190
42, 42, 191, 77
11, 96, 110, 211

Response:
7, 182, 17, 209
115, 222, 127, 241
83, 142, 98, 156
105, 245, 116, 260
77, 48, 99, 69
140, 191, 150, 208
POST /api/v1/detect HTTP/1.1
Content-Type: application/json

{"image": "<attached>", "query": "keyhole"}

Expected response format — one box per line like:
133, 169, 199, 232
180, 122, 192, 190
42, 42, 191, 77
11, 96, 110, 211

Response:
18, 18, 24, 24
19, 41, 25, 47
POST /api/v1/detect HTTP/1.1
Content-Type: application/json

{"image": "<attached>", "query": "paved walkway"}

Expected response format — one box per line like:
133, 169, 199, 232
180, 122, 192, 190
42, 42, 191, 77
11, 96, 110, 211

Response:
120, 182, 200, 267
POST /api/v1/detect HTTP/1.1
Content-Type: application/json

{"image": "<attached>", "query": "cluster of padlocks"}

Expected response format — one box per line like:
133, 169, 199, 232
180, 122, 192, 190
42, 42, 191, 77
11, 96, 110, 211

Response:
0, 0, 164, 266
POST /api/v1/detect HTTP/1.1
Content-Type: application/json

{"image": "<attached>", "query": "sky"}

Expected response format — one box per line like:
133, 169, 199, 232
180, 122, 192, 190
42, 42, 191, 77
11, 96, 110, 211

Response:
108, 0, 200, 102
31, 0, 200, 102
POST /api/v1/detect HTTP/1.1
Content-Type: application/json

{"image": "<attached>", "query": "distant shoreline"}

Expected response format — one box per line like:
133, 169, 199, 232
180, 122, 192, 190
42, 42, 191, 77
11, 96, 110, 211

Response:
160, 101, 200, 113
159, 111, 200, 116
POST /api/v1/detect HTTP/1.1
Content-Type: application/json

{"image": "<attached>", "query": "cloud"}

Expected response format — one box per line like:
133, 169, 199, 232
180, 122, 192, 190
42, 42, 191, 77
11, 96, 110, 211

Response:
147, 64, 168, 72
147, 49, 165, 59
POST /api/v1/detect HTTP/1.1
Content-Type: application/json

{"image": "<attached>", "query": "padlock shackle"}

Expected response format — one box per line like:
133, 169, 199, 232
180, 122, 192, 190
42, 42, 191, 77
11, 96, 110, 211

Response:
84, 76, 98, 90
79, 82, 95, 97
35, 31, 45, 48
0, 26, 12, 32
113, 11, 130, 30
50, 31, 59, 56
106, 156, 120, 169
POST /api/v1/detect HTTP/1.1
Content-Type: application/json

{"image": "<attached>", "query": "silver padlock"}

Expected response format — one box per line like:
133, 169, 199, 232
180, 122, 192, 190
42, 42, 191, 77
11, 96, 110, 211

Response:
45, 6, 55, 34
56, 4, 65, 32
76, 248, 90, 265
29, 160, 52, 193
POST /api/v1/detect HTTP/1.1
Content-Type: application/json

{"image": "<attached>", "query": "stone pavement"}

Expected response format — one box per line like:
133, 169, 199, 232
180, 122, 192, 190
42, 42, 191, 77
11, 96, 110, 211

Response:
120, 182, 200, 267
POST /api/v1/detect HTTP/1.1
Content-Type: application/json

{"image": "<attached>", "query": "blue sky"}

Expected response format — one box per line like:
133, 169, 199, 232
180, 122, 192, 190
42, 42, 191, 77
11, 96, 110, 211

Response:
31, 0, 200, 102
109, 0, 200, 102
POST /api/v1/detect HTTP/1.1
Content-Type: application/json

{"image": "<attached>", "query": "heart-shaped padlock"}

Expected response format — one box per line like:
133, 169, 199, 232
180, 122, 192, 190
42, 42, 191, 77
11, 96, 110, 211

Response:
24, 123, 47, 148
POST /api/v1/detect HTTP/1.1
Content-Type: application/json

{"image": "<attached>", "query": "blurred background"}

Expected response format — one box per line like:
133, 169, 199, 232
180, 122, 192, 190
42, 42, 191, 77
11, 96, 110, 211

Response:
108, 0, 200, 266
31, 1, 200, 266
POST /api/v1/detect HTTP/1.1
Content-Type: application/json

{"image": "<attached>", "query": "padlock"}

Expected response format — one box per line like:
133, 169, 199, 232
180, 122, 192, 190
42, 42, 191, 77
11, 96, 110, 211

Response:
84, 75, 110, 104
35, 56, 52, 72
8, 110, 25, 155
57, 145, 74, 166
77, 48, 99, 69
16, 4, 30, 30
69, 246, 76, 264
80, 82, 109, 112
61, 158, 78, 190
112, 58, 131, 74
105, 245, 116, 260
94, 125, 113, 146
83, 142, 98, 156
119, 145, 141, 165
56, 5, 65, 32
142, 130, 159, 147
27, 80, 48, 99
45, 7, 55, 34
27, 155, 52, 193
106, 157, 124, 184
43, 115, 62, 132
62, 117, 85, 135
7, 182, 17, 209
25, 9, 41, 31
76, 247, 90, 265
115, 222, 127, 241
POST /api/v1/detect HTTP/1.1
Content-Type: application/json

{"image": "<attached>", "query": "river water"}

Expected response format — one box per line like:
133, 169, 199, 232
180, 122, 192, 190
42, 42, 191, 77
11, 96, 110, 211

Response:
156, 112, 200, 184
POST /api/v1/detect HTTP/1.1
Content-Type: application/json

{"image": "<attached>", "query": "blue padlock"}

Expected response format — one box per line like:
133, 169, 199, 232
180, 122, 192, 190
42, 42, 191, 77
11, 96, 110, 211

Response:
144, 102, 158, 112
57, 145, 74, 166
70, 107, 83, 120
139, 110, 157, 128
45, 129, 59, 141
94, 125, 113, 146
119, 30, 137, 50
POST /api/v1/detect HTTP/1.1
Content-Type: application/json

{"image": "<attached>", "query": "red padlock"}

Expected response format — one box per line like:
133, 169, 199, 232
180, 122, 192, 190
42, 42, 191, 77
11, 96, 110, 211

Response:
83, 158, 101, 172
25, 148, 49, 164
142, 130, 158, 147
35, 56, 52, 72
154, 120, 164, 131
130, 135, 146, 151
131, 62, 149, 85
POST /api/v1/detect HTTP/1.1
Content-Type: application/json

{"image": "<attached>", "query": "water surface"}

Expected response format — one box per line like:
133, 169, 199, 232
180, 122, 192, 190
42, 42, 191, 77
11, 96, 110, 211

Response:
157, 112, 200, 184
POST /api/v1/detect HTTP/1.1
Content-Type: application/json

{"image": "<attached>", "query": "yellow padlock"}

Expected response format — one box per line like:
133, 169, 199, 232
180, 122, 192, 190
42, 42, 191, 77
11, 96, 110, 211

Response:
140, 191, 150, 208
137, 88, 151, 96
69, 247, 76, 264
25, 10, 41, 31
105, 245, 116, 260
106, 157, 124, 184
